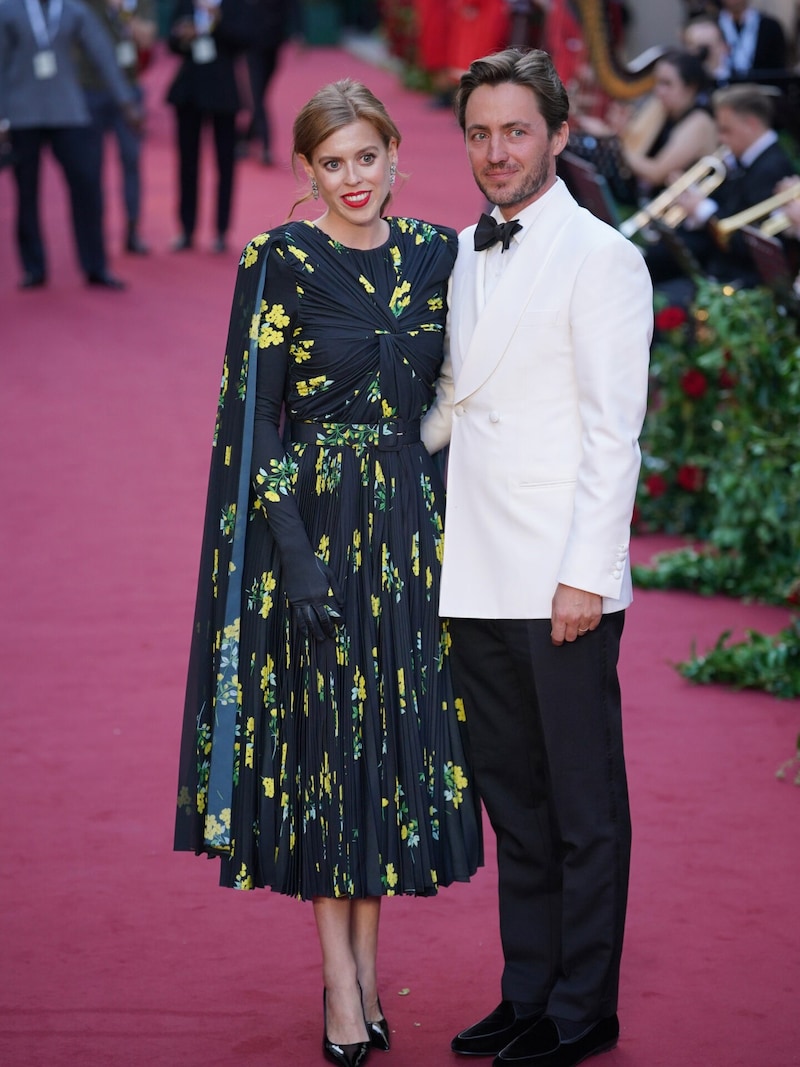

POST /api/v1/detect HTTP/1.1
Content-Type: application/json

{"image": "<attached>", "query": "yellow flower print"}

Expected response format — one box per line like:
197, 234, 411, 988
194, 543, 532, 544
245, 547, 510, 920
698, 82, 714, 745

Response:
296, 375, 332, 397
265, 302, 290, 328
263, 777, 275, 798
242, 237, 265, 268
427, 295, 443, 311
353, 668, 367, 702
224, 445, 232, 467
318, 534, 330, 560
389, 245, 401, 268
223, 619, 240, 641
249, 312, 260, 341
426, 566, 432, 590
359, 274, 376, 294
288, 243, 314, 271
385, 863, 398, 888
455, 696, 466, 722
204, 812, 227, 841
234, 863, 253, 890
371, 595, 380, 617
259, 324, 283, 348
389, 280, 412, 317
443, 761, 468, 809
291, 338, 314, 363
381, 398, 397, 418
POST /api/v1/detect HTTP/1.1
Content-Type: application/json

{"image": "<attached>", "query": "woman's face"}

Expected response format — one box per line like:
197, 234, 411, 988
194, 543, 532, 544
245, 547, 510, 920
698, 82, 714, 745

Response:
654, 60, 697, 117
300, 118, 397, 246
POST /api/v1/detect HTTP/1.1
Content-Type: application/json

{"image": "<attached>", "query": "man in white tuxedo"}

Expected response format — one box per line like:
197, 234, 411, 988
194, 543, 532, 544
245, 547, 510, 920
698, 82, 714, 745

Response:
421, 49, 652, 1067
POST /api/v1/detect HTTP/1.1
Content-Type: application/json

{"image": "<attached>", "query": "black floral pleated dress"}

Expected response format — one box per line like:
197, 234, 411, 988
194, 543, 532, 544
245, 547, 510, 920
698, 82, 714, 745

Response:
175, 217, 482, 900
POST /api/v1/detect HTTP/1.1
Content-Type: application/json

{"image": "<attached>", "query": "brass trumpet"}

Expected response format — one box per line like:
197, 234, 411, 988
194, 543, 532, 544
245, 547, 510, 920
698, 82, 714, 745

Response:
620, 150, 728, 239
714, 181, 800, 241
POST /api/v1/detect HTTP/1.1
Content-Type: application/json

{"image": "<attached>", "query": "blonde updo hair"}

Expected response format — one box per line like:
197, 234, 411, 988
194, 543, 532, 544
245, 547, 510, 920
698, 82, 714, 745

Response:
289, 79, 402, 217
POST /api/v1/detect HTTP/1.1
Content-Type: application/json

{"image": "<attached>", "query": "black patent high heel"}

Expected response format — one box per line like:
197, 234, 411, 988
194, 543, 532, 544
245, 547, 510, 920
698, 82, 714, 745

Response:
323, 990, 371, 1067
365, 999, 390, 1052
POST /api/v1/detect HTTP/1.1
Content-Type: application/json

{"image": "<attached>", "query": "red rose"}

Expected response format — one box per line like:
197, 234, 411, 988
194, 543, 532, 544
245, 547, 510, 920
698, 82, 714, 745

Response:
680, 368, 708, 398
645, 474, 668, 498
655, 306, 687, 331
676, 464, 705, 492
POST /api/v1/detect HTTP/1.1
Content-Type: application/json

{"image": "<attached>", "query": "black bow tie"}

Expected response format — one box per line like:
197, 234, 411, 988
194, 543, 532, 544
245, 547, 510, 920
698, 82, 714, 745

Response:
474, 213, 522, 252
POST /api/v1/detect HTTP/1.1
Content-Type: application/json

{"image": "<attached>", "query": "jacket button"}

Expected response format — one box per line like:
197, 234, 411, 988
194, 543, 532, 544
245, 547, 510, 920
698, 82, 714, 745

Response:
489, 411, 500, 423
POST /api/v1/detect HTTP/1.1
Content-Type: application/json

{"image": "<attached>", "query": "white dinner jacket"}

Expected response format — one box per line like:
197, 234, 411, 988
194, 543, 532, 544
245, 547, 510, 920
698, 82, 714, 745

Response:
422, 178, 653, 619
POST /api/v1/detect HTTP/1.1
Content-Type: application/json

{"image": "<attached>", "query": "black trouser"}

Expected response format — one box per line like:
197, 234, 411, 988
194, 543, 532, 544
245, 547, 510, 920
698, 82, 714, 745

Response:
11, 125, 107, 279
449, 612, 630, 1024
244, 44, 281, 149
174, 105, 236, 239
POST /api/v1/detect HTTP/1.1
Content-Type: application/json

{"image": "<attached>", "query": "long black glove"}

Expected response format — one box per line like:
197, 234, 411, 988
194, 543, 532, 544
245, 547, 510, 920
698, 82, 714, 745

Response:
248, 246, 344, 642
282, 552, 344, 642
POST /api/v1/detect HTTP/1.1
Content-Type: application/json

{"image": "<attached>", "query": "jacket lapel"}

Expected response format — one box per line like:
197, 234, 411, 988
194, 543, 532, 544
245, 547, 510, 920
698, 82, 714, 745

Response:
453, 181, 578, 403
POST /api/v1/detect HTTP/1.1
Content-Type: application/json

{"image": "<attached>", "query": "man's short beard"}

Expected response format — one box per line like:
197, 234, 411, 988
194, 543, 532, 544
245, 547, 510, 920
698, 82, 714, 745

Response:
475, 152, 552, 209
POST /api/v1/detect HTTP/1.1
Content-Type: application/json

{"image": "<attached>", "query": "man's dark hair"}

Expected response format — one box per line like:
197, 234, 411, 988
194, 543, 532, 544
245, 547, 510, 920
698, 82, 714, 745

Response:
454, 49, 569, 138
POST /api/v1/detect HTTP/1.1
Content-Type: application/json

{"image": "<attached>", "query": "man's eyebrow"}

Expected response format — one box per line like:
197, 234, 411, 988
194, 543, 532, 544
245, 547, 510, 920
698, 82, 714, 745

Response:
466, 120, 535, 134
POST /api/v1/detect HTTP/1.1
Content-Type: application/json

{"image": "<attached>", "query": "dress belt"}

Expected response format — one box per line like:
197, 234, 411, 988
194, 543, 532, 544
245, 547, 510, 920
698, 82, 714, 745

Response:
289, 418, 421, 452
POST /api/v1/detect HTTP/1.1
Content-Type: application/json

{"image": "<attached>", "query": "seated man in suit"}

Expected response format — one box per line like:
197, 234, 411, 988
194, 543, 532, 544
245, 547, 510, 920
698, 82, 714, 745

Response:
645, 82, 797, 297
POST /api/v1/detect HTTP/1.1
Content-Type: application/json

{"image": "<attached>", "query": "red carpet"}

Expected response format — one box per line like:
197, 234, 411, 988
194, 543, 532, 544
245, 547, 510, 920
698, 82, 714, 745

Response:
1, 41, 798, 1067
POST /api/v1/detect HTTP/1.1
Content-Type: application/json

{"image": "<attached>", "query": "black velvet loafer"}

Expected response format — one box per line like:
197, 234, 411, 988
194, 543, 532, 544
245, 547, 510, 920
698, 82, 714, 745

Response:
19, 273, 46, 289
494, 1014, 619, 1067
452, 1002, 543, 1057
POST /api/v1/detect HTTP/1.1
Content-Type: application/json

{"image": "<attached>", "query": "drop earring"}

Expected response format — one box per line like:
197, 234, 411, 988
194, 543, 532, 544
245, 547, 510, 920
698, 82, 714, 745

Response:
310, 178, 319, 200
389, 162, 396, 186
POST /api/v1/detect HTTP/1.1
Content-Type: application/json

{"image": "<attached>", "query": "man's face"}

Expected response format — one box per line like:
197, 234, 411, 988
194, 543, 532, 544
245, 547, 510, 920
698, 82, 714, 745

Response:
464, 82, 568, 219
721, 0, 747, 18
715, 105, 758, 158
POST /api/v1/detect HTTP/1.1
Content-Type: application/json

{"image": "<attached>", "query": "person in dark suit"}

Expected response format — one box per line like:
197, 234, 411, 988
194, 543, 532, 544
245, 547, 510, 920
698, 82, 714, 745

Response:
165, 0, 250, 252
0, 0, 140, 289
646, 82, 797, 292
421, 48, 653, 1067
78, 0, 158, 255
236, 0, 290, 165
718, 0, 787, 76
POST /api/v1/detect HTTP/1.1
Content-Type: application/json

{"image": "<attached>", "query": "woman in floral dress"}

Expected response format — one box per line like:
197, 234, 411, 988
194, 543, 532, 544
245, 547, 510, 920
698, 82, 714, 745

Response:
174, 80, 481, 1066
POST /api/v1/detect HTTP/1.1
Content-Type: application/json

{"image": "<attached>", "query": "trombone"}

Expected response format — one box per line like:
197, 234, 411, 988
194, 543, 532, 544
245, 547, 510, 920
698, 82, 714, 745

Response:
713, 181, 800, 242
620, 150, 727, 239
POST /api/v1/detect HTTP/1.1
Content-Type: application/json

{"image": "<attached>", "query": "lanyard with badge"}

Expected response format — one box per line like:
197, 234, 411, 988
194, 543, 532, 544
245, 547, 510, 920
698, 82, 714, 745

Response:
719, 11, 760, 76
192, 0, 220, 64
25, 0, 63, 80
111, 0, 139, 70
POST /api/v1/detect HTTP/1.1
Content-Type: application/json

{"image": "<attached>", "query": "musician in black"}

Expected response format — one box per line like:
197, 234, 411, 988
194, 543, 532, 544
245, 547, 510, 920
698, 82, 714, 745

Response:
645, 83, 797, 296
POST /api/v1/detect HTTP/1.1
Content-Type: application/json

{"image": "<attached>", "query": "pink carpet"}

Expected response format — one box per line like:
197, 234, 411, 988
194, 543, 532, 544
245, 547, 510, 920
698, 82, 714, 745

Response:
1, 41, 798, 1067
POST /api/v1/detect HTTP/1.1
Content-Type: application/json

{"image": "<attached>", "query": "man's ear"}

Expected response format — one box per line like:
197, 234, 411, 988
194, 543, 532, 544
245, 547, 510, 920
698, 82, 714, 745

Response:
553, 121, 570, 157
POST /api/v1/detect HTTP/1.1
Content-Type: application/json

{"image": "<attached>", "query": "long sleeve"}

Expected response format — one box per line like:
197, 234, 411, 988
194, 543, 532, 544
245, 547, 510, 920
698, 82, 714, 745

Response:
557, 235, 653, 598
249, 245, 329, 596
